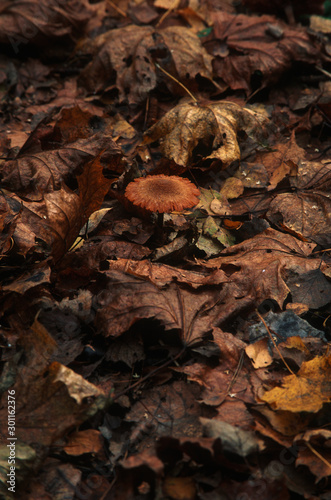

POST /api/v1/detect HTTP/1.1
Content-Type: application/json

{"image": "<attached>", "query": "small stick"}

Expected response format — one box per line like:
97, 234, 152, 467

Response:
155, 62, 198, 102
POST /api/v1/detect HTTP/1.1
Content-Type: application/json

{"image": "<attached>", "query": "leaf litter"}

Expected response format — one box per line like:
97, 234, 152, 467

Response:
0, 1, 330, 499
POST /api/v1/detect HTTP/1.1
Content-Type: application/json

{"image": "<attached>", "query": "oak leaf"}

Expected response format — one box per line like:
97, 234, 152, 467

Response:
143, 100, 269, 167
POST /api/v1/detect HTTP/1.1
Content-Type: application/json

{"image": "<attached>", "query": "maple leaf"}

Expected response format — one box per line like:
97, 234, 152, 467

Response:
1, 156, 112, 262
1, 120, 122, 200
95, 270, 228, 346
206, 11, 320, 91
143, 100, 269, 167
261, 353, 331, 413
79, 24, 213, 102
203, 228, 328, 311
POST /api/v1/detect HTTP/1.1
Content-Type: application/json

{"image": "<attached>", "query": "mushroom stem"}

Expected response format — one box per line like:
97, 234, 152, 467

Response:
157, 212, 164, 227
156, 212, 166, 245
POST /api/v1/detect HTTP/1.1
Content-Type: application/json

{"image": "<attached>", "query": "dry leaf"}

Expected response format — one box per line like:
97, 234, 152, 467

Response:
79, 24, 213, 102
208, 11, 320, 91
261, 353, 331, 413
143, 100, 269, 167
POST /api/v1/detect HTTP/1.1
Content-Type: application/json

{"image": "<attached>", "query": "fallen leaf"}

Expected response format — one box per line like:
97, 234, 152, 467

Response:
0, 0, 93, 48
255, 132, 301, 190
1, 129, 122, 199
163, 476, 196, 500
208, 11, 320, 91
261, 353, 331, 413
203, 228, 324, 310
246, 338, 273, 369
64, 429, 104, 457
267, 161, 331, 246
2, 156, 112, 262
294, 429, 331, 482
79, 24, 213, 102
106, 258, 229, 288
95, 270, 228, 345
143, 100, 269, 167
200, 418, 262, 456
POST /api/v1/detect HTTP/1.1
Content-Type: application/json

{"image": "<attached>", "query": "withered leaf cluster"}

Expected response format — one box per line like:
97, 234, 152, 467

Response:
0, 1, 330, 499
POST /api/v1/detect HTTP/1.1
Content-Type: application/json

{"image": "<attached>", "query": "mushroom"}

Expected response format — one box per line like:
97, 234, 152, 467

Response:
124, 174, 200, 229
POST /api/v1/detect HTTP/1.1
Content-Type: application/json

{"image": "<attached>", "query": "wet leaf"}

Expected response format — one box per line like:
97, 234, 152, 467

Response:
294, 430, 331, 482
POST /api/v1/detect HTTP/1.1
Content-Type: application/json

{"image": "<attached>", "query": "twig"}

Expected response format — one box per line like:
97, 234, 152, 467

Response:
306, 441, 331, 472
218, 349, 245, 407
113, 346, 186, 401
256, 311, 295, 375
156, 0, 180, 27
155, 63, 197, 102
105, 0, 127, 18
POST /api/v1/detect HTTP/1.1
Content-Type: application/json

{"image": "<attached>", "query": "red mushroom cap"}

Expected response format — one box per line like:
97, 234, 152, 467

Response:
125, 175, 200, 213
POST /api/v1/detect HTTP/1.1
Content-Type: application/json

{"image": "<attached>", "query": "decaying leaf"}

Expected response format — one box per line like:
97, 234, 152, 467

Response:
95, 270, 228, 345
208, 11, 320, 91
294, 430, 331, 482
0, 0, 93, 47
0, 129, 121, 199
267, 160, 331, 246
79, 24, 213, 102
1, 156, 112, 262
143, 100, 269, 167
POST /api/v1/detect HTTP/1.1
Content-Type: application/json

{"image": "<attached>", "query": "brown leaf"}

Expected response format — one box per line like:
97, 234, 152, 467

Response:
294, 430, 331, 482
0, 0, 92, 48
2, 262, 51, 294
208, 11, 320, 91
203, 228, 324, 311
79, 24, 213, 102
95, 270, 228, 345
77, 155, 112, 220
126, 380, 202, 441
106, 258, 228, 288
2, 156, 112, 261
178, 359, 256, 407
261, 353, 331, 413
64, 429, 104, 457
143, 100, 269, 167
267, 161, 331, 246
0, 320, 106, 455
256, 132, 302, 190
163, 476, 196, 500
246, 338, 273, 369
1, 130, 122, 199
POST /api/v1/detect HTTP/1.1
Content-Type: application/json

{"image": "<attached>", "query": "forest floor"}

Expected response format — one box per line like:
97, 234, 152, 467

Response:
0, 0, 331, 499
